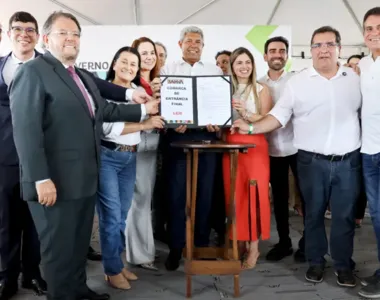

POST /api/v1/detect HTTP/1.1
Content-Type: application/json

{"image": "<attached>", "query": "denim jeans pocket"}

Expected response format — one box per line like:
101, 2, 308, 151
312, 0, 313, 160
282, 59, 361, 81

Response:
297, 151, 313, 166
349, 151, 361, 170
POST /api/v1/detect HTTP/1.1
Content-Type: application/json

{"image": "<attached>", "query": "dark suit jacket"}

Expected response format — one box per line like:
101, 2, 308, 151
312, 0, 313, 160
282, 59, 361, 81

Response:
9, 52, 142, 201
0, 51, 130, 167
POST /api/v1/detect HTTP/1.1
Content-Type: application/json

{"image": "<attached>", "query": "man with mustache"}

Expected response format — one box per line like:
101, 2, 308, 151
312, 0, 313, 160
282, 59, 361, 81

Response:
233, 26, 361, 287
357, 6, 380, 299
160, 26, 223, 271
259, 36, 305, 263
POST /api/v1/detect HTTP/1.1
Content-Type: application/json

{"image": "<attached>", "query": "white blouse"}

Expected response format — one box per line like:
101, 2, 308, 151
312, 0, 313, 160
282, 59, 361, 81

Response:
232, 83, 263, 121
102, 83, 141, 146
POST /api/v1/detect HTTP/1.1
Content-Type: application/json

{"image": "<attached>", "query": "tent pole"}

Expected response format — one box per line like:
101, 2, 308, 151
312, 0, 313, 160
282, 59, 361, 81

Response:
342, 0, 363, 34
48, 0, 101, 25
176, 0, 219, 24
266, 0, 283, 25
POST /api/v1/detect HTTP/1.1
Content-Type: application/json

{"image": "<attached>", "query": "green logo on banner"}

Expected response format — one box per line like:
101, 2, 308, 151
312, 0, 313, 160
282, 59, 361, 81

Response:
245, 25, 292, 71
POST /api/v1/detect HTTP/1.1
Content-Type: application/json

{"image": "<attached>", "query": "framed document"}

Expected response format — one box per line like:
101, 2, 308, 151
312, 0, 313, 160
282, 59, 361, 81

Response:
159, 75, 233, 128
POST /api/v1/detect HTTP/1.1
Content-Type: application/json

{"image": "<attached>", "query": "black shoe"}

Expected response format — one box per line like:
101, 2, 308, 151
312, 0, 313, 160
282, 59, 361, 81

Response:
0, 280, 18, 300
87, 247, 102, 261
77, 288, 110, 300
335, 270, 356, 287
21, 278, 47, 295
294, 249, 306, 263
359, 280, 380, 298
305, 266, 324, 283
165, 249, 182, 271
361, 274, 380, 286
265, 244, 293, 261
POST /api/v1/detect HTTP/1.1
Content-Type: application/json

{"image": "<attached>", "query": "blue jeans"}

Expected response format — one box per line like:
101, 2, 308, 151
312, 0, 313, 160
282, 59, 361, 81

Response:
297, 150, 361, 270
362, 153, 380, 276
97, 146, 136, 275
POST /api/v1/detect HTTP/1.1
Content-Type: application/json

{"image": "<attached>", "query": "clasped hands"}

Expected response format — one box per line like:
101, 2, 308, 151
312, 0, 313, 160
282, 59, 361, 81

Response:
174, 124, 220, 134
131, 77, 162, 115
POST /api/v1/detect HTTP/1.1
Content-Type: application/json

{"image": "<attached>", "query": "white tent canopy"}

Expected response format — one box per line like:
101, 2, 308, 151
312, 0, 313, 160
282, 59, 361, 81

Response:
0, 0, 378, 60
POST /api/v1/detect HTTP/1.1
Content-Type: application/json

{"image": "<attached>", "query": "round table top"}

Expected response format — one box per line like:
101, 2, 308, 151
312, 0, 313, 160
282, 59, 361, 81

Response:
171, 140, 256, 149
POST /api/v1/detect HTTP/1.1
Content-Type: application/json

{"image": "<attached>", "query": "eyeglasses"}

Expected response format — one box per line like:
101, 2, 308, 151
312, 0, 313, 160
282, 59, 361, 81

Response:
11, 26, 37, 35
311, 42, 339, 49
50, 30, 81, 38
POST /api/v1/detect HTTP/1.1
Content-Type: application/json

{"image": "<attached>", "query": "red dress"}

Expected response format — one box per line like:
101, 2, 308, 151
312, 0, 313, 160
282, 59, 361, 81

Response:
223, 83, 271, 242
223, 131, 270, 241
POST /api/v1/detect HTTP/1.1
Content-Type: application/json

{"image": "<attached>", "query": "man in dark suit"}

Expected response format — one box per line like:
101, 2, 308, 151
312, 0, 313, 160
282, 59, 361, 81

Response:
9, 11, 159, 300
0, 12, 47, 299
0, 11, 152, 300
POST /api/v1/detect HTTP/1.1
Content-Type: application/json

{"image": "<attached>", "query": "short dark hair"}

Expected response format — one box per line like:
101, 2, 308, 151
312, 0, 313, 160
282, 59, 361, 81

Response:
347, 54, 363, 64
215, 50, 231, 60
363, 7, 380, 26
310, 26, 341, 45
43, 11, 81, 36
264, 36, 289, 54
106, 46, 141, 87
9, 11, 39, 33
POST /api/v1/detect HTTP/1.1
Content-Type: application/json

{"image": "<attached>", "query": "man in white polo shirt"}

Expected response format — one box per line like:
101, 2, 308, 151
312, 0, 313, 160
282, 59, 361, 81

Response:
259, 36, 305, 263
232, 26, 361, 287
357, 6, 380, 299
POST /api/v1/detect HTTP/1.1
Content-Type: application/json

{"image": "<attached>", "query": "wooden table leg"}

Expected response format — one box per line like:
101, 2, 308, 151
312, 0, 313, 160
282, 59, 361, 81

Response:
230, 149, 240, 297
186, 149, 199, 298
185, 150, 192, 298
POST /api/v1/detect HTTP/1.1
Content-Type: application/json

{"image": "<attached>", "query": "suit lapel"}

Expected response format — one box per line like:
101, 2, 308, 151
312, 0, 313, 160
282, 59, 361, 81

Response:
42, 52, 92, 119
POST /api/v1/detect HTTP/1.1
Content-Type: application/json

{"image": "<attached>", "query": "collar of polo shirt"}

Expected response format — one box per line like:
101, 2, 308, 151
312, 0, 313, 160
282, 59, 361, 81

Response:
308, 64, 348, 78
264, 69, 288, 82
180, 58, 204, 66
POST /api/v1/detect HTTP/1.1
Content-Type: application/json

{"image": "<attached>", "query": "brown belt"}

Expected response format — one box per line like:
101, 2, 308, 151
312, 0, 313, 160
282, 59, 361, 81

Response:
101, 140, 137, 152
118, 144, 137, 152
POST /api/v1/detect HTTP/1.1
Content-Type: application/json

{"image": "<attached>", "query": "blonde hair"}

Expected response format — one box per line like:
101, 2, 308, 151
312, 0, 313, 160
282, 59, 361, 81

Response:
230, 47, 260, 112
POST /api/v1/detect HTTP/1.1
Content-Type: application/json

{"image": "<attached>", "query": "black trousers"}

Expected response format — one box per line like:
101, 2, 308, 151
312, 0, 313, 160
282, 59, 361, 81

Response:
166, 130, 217, 250
0, 165, 41, 283
270, 154, 305, 250
29, 195, 96, 300
356, 172, 367, 220
210, 153, 226, 237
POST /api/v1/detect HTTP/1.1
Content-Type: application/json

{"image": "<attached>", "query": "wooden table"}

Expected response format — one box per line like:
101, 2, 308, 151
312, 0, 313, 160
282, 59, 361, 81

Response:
171, 140, 256, 298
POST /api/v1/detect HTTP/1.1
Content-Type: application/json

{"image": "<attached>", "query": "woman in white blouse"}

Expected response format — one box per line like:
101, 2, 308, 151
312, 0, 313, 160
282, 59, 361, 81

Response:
97, 46, 164, 290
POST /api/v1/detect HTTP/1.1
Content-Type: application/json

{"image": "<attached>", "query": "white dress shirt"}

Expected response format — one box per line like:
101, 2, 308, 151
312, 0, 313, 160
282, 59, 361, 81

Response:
102, 83, 142, 146
359, 55, 380, 155
259, 71, 297, 157
160, 59, 223, 76
269, 66, 361, 155
3, 52, 35, 86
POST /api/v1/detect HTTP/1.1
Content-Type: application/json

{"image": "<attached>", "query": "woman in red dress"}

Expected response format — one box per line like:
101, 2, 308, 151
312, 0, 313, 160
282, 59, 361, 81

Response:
223, 47, 273, 270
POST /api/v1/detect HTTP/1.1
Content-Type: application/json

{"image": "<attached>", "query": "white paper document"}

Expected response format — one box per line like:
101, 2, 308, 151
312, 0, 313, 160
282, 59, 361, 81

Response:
196, 76, 232, 126
160, 77, 194, 125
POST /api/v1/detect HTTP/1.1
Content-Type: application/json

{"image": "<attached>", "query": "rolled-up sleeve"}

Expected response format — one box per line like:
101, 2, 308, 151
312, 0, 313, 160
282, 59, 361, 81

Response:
103, 122, 124, 138
126, 89, 134, 101
268, 82, 294, 127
